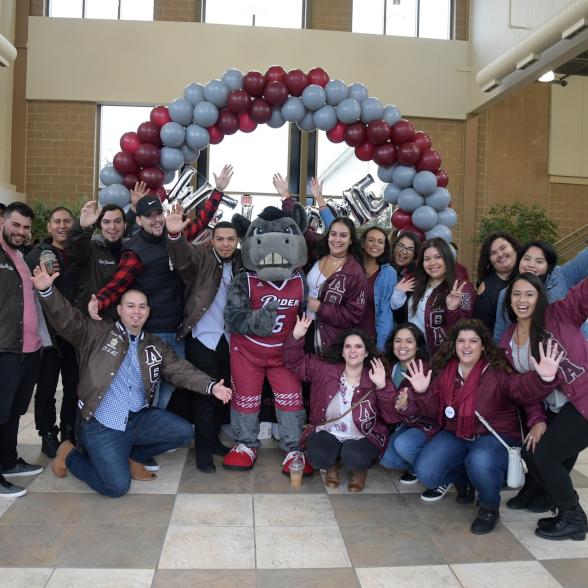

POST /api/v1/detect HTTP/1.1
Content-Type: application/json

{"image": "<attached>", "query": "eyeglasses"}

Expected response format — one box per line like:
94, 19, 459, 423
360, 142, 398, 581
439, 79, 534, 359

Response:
395, 243, 415, 254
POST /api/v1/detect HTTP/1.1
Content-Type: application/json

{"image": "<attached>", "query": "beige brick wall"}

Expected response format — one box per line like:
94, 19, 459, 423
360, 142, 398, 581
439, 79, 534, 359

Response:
25, 101, 97, 207
30, 0, 44, 17
454, 0, 468, 41
309, 0, 352, 32
154, 0, 200, 22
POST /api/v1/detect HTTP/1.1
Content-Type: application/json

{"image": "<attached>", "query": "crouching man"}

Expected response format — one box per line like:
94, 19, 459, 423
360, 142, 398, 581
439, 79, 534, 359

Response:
31, 263, 231, 497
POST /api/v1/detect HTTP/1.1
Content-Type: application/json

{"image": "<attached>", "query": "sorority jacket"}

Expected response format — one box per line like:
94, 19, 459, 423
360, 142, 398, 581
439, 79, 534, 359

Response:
283, 335, 390, 455
167, 234, 243, 339
38, 286, 215, 421
499, 277, 588, 420
373, 263, 397, 351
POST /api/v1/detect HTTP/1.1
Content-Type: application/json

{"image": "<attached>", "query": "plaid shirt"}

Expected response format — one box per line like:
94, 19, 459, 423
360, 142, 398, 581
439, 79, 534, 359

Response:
96, 189, 224, 312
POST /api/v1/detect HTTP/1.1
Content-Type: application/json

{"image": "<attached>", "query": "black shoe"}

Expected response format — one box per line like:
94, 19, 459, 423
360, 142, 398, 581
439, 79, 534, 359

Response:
471, 507, 500, 535
527, 493, 555, 513
399, 471, 418, 485
537, 511, 559, 530
212, 439, 230, 457
535, 503, 588, 541
41, 431, 60, 459
60, 424, 76, 445
456, 482, 476, 504
506, 482, 541, 510
196, 449, 216, 474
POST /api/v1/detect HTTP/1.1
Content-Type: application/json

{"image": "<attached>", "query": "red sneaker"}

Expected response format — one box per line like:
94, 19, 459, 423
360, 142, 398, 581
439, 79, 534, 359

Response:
223, 444, 257, 471
281, 451, 314, 476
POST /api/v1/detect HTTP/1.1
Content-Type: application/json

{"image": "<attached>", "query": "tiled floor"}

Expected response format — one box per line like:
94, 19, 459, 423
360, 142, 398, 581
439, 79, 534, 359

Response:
2, 414, 588, 587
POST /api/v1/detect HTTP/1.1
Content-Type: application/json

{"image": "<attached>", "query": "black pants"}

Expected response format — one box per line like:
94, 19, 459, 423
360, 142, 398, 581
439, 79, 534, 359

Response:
0, 351, 42, 470
34, 336, 79, 434
306, 430, 379, 471
525, 403, 588, 507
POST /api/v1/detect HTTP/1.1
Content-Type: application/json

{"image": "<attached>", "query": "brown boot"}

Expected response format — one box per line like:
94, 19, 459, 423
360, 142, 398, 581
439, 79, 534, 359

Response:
51, 440, 75, 478
325, 463, 341, 488
348, 470, 367, 492
129, 459, 157, 481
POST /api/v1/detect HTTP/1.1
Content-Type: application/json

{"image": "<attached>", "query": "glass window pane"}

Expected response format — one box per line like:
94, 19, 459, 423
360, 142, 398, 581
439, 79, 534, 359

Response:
352, 0, 384, 34
85, 0, 119, 20
418, 0, 451, 40
120, 0, 154, 21
204, 0, 303, 29
49, 0, 83, 18
385, 0, 417, 37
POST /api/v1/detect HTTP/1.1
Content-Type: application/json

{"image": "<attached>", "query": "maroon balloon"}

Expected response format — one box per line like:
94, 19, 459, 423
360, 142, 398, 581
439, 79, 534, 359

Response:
139, 166, 165, 189
149, 186, 167, 202
344, 122, 367, 147
137, 121, 162, 146
249, 98, 272, 123
263, 81, 289, 107
208, 125, 224, 145
113, 151, 138, 175
391, 208, 412, 230
435, 169, 449, 187
265, 65, 286, 84
120, 131, 141, 154
122, 173, 139, 190
307, 67, 330, 87
239, 112, 257, 133
414, 131, 432, 151
366, 120, 391, 145
285, 69, 309, 97
227, 89, 251, 115
355, 141, 374, 162
243, 70, 266, 97
326, 121, 347, 143
390, 119, 416, 145
397, 142, 421, 165
416, 148, 442, 172
373, 143, 397, 167
217, 109, 239, 135
150, 105, 171, 129
134, 143, 160, 168
399, 223, 425, 241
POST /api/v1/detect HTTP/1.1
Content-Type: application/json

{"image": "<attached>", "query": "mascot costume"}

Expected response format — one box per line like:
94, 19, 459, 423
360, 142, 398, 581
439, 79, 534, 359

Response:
223, 204, 314, 475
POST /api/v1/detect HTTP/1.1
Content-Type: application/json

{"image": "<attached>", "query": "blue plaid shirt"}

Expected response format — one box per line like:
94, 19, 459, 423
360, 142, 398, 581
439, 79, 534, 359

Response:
94, 333, 147, 431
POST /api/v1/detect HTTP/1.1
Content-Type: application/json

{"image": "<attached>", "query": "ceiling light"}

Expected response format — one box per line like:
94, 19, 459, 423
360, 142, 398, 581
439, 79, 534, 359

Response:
538, 71, 555, 82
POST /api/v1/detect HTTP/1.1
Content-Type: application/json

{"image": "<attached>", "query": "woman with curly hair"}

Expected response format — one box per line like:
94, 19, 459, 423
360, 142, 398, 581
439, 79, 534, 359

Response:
389, 231, 421, 325
405, 319, 561, 535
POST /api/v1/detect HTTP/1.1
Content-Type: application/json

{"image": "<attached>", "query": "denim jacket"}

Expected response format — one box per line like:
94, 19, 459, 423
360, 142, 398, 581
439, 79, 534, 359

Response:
374, 264, 397, 351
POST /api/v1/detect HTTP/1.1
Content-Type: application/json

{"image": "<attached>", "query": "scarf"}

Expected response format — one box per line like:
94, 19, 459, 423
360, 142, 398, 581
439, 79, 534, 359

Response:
436, 357, 487, 439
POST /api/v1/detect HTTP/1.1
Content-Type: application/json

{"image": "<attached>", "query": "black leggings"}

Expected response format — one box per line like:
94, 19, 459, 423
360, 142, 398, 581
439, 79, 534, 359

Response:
306, 430, 378, 471
525, 403, 588, 507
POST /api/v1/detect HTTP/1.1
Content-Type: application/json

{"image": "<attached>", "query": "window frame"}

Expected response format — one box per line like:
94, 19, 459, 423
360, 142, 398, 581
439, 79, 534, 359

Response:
201, 0, 308, 29
47, 0, 154, 21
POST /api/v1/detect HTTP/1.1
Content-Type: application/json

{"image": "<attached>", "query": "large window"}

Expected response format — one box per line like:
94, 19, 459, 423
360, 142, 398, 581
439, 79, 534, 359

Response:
352, 0, 451, 40
48, 0, 154, 21
203, 0, 305, 29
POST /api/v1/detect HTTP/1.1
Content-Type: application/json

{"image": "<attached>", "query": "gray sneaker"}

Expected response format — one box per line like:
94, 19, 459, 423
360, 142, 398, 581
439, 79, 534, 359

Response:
0, 474, 26, 498
1, 458, 43, 478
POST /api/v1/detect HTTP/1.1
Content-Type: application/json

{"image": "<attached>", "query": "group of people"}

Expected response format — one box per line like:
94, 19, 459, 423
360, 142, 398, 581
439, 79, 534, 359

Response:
0, 176, 587, 542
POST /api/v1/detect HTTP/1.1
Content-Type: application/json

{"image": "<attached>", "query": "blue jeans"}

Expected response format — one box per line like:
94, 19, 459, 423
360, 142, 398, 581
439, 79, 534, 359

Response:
152, 332, 185, 409
414, 431, 517, 508
66, 407, 193, 497
380, 425, 428, 471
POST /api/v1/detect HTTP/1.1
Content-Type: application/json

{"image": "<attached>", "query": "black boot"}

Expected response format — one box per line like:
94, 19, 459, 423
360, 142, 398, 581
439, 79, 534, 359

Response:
60, 424, 76, 445
471, 507, 500, 535
527, 492, 555, 513
212, 438, 230, 457
193, 394, 218, 473
40, 430, 60, 458
506, 478, 541, 510
537, 510, 559, 530
535, 500, 588, 541
456, 482, 476, 504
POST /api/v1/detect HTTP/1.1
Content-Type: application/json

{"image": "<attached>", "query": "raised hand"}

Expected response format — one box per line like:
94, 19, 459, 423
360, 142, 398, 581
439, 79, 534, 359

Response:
165, 202, 190, 234
212, 379, 232, 404
395, 387, 409, 412
524, 421, 547, 453
446, 280, 466, 311
213, 164, 234, 192
272, 173, 289, 198
88, 294, 102, 321
79, 200, 102, 229
396, 276, 416, 293
404, 359, 432, 393
530, 339, 564, 381
130, 181, 149, 210
309, 177, 325, 206
32, 264, 60, 291
293, 313, 313, 340
368, 358, 387, 390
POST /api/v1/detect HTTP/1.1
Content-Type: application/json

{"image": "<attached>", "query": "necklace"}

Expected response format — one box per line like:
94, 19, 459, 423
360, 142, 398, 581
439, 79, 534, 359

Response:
317, 255, 346, 287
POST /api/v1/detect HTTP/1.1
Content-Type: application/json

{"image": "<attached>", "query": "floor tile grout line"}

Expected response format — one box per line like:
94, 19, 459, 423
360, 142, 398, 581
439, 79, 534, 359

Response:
41, 567, 56, 588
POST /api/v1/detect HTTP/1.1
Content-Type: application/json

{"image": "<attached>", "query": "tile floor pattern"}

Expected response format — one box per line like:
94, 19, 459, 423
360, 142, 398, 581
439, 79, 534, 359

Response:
2, 413, 588, 587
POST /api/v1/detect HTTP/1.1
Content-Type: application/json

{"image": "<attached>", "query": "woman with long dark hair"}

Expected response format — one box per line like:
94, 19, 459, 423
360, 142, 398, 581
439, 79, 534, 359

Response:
389, 231, 421, 325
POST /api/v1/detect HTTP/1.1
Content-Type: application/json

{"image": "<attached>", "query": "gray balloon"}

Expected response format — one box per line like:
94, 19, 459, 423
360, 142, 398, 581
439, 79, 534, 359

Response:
384, 183, 401, 205
412, 171, 437, 196
204, 79, 230, 108
222, 68, 243, 91
169, 98, 194, 126
313, 105, 337, 131
302, 84, 326, 111
412, 205, 438, 231
348, 82, 369, 102
164, 169, 176, 184
281, 97, 306, 123
361, 97, 383, 123
437, 207, 457, 228
297, 112, 316, 132
185, 124, 210, 151
382, 104, 402, 126
184, 83, 205, 106
98, 188, 108, 206
392, 165, 417, 189
180, 144, 199, 163
267, 108, 286, 129
160, 122, 186, 148
193, 101, 219, 128
398, 188, 424, 212
101, 183, 130, 207
336, 98, 361, 124
426, 224, 452, 243
425, 187, 451, 212
99, 165, 123, 187
325, 79, 348, 106
159, 147, 184, 171
377, 164, 397, 183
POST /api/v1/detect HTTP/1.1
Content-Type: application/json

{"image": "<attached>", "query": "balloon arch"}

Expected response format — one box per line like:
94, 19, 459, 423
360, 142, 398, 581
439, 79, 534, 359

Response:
98, 66, 456, 241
